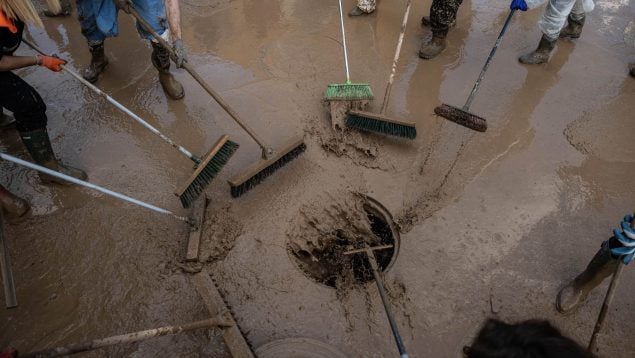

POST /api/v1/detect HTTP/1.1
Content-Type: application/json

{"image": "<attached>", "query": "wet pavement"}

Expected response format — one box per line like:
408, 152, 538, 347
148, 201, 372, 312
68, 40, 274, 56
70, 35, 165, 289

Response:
1, 0, 634, 356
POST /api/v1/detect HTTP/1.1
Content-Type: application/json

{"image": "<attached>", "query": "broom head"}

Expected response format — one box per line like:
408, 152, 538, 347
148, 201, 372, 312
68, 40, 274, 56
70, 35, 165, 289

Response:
434, 104, 487, 132
228, 136, 306, 198
346, 110, 417, 139
324, 82, 374, 102
175, 135, 239, 208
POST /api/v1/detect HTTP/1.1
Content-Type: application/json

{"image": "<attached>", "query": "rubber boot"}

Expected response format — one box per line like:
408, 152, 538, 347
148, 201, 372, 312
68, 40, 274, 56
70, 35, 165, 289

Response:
419, 33, 447, 60
43, 0, 72, 17
151, 43, 185, 100
556, 242, 619, 314
421, 16, 456, 28
0, 108, 15, 128
83, 41, 108, 83
559, 14, 585, 39
519, 35, 556, 65
0, 185, 29, 217
19, 128, 87, 185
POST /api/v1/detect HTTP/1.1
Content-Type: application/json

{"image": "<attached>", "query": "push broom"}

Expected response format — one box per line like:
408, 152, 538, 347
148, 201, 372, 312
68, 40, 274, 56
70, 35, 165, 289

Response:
23, 39, 238, 209
128, 5, 305, 198
323, 0, 374, 102
346, 0, 416, 139
434, 10, 518, 132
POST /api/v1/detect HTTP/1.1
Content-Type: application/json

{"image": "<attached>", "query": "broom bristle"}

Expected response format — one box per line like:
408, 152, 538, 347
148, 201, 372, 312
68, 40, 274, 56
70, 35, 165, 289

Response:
346, 111, 417, 139
434, 104, 487, 132
229, 137, 306, 198
324, 83, 374, 101
177, 137, 239, 208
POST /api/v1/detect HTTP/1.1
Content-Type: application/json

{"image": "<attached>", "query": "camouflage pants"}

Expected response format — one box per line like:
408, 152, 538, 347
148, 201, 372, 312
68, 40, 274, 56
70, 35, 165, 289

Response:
430, 0, 463, 36
356, 0, 376, 13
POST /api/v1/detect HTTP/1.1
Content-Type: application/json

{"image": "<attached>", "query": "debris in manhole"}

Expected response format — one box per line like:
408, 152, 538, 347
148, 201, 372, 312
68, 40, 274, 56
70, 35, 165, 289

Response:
287, 192, 399, 289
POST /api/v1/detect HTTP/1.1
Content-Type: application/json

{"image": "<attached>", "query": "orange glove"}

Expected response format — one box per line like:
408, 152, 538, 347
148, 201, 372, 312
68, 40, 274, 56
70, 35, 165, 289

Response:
37, 55, 66, 72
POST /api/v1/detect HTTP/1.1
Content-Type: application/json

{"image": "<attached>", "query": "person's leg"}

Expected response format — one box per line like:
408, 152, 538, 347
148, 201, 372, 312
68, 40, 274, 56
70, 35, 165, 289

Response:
560, 0, 586, 38
0, 72, 87, 184
419, 0, 463, 59
519, 0, 577, 64
349, 0, 377, 17
133, 0, 184, 100
0, 184, 29, 217
76, 0, 109, 83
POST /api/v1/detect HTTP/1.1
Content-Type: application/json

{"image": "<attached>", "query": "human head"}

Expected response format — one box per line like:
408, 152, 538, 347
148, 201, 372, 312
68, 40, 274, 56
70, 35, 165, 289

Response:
0, 0, 43, 28
463, 318, 593, 358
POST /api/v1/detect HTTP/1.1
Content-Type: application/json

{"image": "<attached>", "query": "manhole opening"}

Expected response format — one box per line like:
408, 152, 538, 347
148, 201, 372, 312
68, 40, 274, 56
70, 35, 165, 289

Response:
288, 198, 399, 289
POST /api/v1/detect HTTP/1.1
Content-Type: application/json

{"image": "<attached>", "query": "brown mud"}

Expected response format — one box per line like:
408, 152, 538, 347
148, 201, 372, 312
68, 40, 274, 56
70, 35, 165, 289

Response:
1, 0, 635, 357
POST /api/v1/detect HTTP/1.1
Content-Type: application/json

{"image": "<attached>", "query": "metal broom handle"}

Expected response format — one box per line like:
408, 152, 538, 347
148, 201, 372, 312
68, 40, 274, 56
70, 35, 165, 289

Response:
463, 9, 516, 111
337, 0, 352, 83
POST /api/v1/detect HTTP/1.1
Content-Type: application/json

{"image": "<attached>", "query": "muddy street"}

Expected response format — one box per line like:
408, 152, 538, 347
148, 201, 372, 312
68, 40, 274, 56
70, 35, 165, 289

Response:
1, 0, 635, 357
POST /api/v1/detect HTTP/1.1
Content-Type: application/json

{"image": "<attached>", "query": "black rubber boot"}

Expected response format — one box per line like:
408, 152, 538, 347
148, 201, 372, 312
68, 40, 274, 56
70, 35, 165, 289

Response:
151, 43, 185, 100
0, 184, 29, 217
43, 0, 72, 17
421, 16, 456, 28
559, 14, 585, 39
0, 107, 15, 128
519, 35, 556, 65
419, 33, 447, 60
83, 41, 108, 83
19, 128, 87, 185
556, 242, 619, 314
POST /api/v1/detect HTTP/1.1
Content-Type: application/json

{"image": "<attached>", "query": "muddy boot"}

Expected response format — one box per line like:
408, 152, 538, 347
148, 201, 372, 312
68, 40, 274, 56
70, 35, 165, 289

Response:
43, 0, 72, 17
0, 185, 29, 217
421, 16, 456, 28
82, 41, 108, 83
519, 35, 556, 65
348, 6, 366, 16
19, 128, 87, 185
0, 108, 15, 128
559, 14, 585, 39
151, 43, 185, 100
556, 242, 619, 314
419, 33, 447, 60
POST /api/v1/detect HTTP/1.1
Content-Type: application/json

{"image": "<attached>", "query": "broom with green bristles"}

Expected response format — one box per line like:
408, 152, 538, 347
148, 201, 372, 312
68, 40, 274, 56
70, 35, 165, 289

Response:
324, 0, 374, 102
129, 5, 305, 198
346, 0, 416, 139
23, 39, 238, 209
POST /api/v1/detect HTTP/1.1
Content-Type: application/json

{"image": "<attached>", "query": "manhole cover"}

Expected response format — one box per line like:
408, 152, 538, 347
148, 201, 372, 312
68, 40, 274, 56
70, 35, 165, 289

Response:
287, 193, 400, 289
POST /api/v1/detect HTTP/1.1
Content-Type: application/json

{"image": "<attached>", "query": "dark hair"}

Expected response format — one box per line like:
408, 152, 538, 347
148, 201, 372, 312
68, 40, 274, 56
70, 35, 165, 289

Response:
463, 318, 593, 358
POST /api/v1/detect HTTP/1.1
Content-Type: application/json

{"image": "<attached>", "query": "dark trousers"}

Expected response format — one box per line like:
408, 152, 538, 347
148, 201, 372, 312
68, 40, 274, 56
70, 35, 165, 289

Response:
0, 71, 47, 132
430, 0, 464, 36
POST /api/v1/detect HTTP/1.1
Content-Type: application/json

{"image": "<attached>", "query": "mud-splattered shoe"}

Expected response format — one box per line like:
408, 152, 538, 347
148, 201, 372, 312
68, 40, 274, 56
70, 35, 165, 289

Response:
0, 185, 29, 217
151, 43, 185, 100
559, 14, 585, 39
83, 41, 109, 83
419, 34, 446, 60
519, 35, 556, 65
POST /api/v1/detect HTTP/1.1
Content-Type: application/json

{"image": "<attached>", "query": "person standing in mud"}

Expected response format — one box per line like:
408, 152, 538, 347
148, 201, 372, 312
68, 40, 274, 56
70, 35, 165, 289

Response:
519, 0, 594, 64
418, 0, 465, 59
76, 0, 188, 100
0, 0, 87, 184
348, 0, 376, 17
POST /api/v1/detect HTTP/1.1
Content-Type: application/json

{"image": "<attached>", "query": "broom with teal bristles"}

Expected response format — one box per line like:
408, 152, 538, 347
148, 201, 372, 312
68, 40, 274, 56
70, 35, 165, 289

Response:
324, 0, 374, 102
346, 0, 416, 139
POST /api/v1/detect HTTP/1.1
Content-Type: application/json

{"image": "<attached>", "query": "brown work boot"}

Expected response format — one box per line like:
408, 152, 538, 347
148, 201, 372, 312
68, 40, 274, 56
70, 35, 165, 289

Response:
19, 128, 88, 185
151, 43, 185, 100
0, 185, 29, 217
419, 33, 447, 60
421, 16, 456, 28
519, 35, 556, 65
556, 242, 619, 314
559, 14, 585, 39
83, 41, 108, 83
43, 0, 72, 17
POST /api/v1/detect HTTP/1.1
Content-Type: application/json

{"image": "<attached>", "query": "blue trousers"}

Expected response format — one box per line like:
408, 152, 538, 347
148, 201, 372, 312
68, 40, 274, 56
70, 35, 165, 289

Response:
76, 0, 168, 43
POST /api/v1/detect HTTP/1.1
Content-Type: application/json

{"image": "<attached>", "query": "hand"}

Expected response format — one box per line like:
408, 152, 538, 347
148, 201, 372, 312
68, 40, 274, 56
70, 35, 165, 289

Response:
115, 0, 131, 13
510, 0, 528, 11
37, 55, 66, 72
173, 39, 188, 68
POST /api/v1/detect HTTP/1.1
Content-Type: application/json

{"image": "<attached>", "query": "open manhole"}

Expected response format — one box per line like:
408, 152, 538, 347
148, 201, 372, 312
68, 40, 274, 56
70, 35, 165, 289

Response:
287, 195, 400, 289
